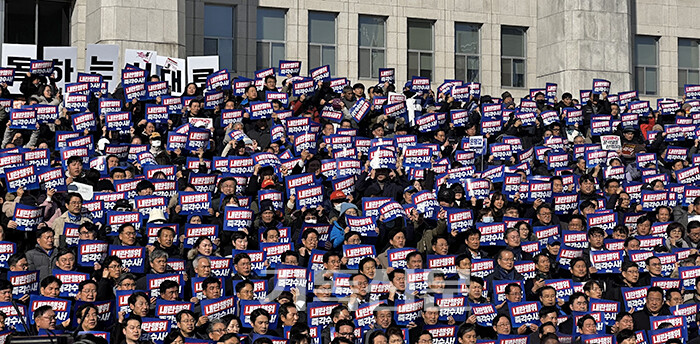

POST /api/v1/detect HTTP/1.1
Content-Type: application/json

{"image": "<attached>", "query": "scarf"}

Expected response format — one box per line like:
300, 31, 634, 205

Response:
67, 211, 81, 223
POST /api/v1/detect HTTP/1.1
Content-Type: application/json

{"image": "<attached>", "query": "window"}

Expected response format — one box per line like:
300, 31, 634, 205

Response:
308, 11, 336, 74
257, 8, 286, 70
501, 26, 526, 88
204, 4, 235, 71
634, 35, 658, 95
407, 19, 433, 80
5, 0, 71, 48
455, 23, 480, 83
679, 38, 700, 96
358, 15, 386, 79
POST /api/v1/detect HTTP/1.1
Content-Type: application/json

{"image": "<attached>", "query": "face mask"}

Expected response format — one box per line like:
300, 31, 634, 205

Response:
482, 216, 494, 223
305, 219, 317, 224
152, 140, 161, 147
334, 203, 343, 212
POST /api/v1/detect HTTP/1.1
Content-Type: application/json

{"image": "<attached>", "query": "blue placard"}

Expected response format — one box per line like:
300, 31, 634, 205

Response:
9, 108, 36, 130
140, 317, 171, 344
239, 300, 279, 328
28, 295, 71, 324
223, 206, 253, 232
108, 245, 146, 274
105, 111, 131, 133
77, 240, 108, 267
183, 224, 218, 249
146, 274, 184, 299
393, 299, 424, 326
53, 269, 89, 298
446, 208, 474, 233
5, 165, 38, 192
379, 68, 394, 83
310, 65, 331, 82
295, 184, 324, 209
34, 104, 58, 124
0, 68, 15, 85
508, 301, 540, 328
350, 98, 371, 123
248, 101, 273, 120
590, 250, 623, 274
155, 299, 194, 327
470, 303, 496, 327
343, 245, 376, 269
8, 270, 39, 300
12, 203, 41, 231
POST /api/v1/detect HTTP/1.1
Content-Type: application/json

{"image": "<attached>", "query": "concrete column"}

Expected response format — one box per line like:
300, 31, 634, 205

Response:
536, 0, 633, 98
80, 0, 186, 67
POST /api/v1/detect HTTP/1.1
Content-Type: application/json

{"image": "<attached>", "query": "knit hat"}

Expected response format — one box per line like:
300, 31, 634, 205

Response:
260, 200, 276, 213
339, 202, 358, 216
148, 208, 167, 223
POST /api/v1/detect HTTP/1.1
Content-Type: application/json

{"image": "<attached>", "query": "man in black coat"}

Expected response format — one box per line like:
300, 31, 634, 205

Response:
631, 286, 671, 331
356, 168, 406, 202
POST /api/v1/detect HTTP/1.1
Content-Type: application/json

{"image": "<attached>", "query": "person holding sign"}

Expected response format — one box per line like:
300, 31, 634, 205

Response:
25, 227, 58, 280
120, 315, 153, 344
52, 192, 93, 250
485, 250, 524, 286
630, 286, 671, 331
33, 305, 59, 332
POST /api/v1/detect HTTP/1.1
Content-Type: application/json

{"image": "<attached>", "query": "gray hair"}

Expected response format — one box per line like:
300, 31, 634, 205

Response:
193, 255, 210, 269
116, 273, 137, 286
149, 249, 169, 263
207, 318, 224, 333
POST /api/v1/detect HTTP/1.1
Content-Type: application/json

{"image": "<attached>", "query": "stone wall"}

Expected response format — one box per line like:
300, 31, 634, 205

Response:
67, 0, 700, 100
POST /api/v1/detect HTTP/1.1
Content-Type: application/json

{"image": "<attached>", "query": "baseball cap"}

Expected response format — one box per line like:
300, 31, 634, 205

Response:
330, 190, 347, 201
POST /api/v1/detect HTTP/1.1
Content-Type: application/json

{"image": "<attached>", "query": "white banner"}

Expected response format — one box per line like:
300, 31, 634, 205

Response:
85, 44, 119, 93
43, 46, 78, 92
124, 49, 158, 76
156, 56, 185, 96
187, 56, 219, 89
2, 44, 37, 94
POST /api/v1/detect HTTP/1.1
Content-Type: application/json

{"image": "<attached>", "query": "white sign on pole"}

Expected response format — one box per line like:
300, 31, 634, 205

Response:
156, 56, 186, 96
1, 43, 37, 94
186, 56, 219, 89
124, 49, 158, 76
85, 44, 120, 93
43, 46, 78, 92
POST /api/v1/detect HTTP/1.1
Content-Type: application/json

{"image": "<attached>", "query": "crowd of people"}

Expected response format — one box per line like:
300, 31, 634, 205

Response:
0, 53, 694, 344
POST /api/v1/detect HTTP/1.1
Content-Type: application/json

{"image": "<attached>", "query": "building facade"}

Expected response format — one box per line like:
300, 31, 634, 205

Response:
4, 0, 700, 101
